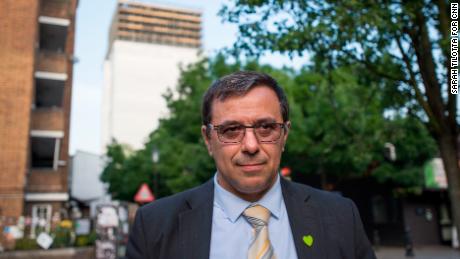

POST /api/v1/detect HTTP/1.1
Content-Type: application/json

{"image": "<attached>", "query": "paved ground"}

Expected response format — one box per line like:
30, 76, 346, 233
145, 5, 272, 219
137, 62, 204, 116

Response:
375, 246, 460, 259
0, 247, 94, 259
0, 246, 457, 258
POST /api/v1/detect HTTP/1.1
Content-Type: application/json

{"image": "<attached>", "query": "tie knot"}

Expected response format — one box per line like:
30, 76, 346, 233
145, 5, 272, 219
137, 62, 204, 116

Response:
243, 204, 270, 227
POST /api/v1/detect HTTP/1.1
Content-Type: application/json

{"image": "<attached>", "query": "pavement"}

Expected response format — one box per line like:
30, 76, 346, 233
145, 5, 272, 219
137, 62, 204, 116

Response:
375, 246, 460, 259
0, 247, 94, 259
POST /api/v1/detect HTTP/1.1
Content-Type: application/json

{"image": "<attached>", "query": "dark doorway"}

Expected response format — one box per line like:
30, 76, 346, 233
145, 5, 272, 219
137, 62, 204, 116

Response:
403, 201, 441, 246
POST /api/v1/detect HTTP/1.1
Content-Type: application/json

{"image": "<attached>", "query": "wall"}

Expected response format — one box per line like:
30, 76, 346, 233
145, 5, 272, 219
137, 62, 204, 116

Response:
0, 0, 39, 217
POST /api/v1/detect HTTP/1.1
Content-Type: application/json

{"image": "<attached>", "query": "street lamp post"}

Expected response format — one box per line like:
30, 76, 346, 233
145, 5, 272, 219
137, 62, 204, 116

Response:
151, 146, 159, 197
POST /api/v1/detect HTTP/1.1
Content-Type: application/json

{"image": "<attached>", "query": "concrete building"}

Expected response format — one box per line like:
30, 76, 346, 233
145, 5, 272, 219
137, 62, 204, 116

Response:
0, 0, 77, 237
101, 0, 201, 151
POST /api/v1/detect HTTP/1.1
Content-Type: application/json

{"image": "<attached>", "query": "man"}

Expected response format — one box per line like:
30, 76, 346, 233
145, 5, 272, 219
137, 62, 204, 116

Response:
126, 71, 376, 259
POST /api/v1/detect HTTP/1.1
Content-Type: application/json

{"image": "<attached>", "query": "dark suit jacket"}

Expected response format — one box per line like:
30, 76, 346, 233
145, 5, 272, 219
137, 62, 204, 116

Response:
126, 178, 376, 259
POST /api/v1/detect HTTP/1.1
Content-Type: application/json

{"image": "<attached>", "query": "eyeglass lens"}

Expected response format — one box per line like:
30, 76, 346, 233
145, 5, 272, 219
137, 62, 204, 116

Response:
218, 123, 282, 143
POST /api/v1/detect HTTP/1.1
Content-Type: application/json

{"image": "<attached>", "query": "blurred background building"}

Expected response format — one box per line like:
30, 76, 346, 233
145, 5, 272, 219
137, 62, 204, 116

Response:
0, 0, 77, 237
101, 0, 202, 151
69, 151, 108, 211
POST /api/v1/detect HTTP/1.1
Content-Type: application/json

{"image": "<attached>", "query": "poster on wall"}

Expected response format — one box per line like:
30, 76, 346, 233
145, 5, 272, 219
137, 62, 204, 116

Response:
424, 158, 448, 189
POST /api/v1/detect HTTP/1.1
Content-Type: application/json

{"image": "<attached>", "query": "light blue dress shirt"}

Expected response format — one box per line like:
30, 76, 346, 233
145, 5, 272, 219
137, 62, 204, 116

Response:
209, 173, 298, 259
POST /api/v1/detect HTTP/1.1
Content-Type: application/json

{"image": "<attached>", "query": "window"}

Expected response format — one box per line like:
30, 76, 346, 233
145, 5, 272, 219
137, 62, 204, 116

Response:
39, 20, 68, 52
31, 204, 52, 238
30, 131, 63, 170
35, 78, 65, 108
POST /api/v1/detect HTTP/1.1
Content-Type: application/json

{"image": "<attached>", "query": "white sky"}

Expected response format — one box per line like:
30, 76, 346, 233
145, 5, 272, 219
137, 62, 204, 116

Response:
69, 0, 308, 155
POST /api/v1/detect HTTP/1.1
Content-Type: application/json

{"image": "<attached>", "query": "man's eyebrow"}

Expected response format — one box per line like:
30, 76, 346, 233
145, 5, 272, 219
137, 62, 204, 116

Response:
217, 118, 278, 126
216, 120, 241, 126
254, 118, 277, 124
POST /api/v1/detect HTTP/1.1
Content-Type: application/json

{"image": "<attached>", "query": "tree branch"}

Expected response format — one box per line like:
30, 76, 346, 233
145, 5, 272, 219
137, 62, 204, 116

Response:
406, 4, 447, 136
395, 35, 442, 134
341, 49, 410, 84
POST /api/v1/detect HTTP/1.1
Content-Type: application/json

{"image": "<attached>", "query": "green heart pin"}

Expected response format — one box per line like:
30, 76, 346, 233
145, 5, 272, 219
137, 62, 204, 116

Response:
303, 235, 314, 247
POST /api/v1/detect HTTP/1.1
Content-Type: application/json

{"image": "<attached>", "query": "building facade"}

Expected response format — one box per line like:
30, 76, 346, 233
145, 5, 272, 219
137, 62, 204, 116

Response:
0, 0, 77, 237
101, 0, 201, 151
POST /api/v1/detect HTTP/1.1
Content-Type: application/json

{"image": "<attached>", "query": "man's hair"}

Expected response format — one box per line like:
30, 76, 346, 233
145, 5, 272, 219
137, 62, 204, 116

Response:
201, 71, 289, 135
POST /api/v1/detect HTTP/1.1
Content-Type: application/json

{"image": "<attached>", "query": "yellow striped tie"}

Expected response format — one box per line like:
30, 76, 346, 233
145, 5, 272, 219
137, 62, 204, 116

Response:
243, 204, 276, 259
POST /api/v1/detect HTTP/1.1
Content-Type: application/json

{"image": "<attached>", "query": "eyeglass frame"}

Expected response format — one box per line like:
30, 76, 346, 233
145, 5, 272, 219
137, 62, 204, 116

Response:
207, 122, 288, 144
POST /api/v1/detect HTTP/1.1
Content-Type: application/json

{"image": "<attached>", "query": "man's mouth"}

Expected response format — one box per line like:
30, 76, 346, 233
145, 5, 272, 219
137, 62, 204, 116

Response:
238, 163, 265, 172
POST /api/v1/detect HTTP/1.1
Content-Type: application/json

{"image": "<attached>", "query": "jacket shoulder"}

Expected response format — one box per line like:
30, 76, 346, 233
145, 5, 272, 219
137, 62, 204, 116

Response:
286, 181, 355, 216
137, 180, 212, 221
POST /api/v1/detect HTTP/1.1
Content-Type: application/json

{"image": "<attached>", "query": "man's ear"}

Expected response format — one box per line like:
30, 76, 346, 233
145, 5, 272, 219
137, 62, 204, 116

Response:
201, 125, 213, 156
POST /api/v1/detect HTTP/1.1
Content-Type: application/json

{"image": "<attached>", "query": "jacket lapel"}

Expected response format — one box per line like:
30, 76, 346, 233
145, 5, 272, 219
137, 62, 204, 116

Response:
178, 179, 214, 259
281, 178, 325, 258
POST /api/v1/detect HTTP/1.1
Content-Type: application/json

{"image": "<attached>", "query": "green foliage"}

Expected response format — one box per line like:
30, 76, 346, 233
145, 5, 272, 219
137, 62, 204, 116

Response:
283, 63, 436, 187
14, 238, 40, 250
75, 231, 97, 247
52, 225, 73, 248
285, 65, 383, 177
373, 117, 437, 186
100, 142, 154, 201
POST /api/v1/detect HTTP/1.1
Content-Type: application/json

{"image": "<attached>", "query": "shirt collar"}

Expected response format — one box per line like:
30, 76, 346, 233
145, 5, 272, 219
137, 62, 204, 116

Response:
213, 172, 283, 223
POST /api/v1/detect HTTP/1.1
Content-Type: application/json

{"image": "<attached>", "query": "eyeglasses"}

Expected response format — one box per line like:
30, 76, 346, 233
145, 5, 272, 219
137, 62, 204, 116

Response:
208, 122, 286, 144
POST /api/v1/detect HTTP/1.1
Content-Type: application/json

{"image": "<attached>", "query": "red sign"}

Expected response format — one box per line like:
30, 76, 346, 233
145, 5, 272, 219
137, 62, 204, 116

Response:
281, 167, 291, 177
134, 183, 155, 203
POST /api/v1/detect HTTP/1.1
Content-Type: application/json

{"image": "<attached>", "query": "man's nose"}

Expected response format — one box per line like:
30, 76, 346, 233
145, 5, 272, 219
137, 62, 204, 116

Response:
241, 128, 259, 154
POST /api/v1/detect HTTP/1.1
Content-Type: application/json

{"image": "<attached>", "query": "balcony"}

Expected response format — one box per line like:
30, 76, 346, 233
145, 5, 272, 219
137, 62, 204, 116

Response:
40, 0, 72, 19
26, 169, 66, 192
31, 109, 65, 131
37, 51, 67, 74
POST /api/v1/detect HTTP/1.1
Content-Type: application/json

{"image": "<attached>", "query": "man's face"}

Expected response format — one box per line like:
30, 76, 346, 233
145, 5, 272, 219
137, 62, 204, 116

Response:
201, 85, 290, 201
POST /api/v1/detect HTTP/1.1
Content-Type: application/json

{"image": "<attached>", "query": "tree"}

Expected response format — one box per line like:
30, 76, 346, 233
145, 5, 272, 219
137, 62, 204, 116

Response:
284, 63, 436, 189
220, 0, 460, 237
100, 141, 154, 201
